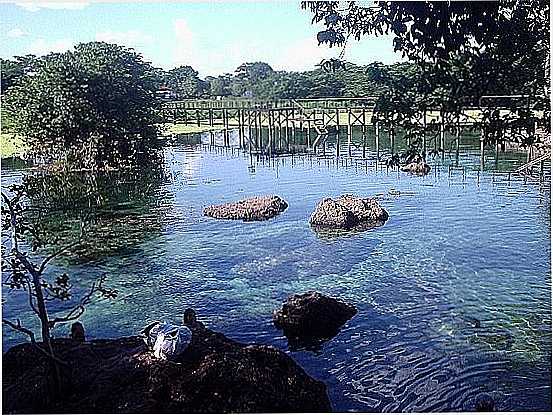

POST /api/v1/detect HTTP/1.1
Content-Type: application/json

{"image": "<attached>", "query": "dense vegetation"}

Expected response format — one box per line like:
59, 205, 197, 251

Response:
303, 0, 550, 148
2, 42, 163, 170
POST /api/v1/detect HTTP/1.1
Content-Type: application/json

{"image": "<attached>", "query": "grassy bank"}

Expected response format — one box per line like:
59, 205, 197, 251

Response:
0, 134, 27, 159
161, 123, 223, 135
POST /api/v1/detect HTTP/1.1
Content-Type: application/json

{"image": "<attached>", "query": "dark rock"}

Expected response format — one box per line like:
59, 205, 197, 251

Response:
3, 310, 331, 413
273, 291, 357, 350
400, 155, 430, 176
203, 195, 288, 221
309, 194, 388, 230
70, 322, 85, 342
474, 393, 495, 411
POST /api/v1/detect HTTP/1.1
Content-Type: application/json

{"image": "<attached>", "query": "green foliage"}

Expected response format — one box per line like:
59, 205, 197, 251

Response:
3, 42, 163, 169
303, 0, 550, 150
0, 55, 37, 94
165, 65, 207, 99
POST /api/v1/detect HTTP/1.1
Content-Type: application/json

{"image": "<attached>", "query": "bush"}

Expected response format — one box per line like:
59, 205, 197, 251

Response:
4, 42, 163, 169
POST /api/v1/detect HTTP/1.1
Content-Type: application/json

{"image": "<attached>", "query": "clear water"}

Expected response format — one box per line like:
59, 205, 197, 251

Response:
2, 130, 551, 412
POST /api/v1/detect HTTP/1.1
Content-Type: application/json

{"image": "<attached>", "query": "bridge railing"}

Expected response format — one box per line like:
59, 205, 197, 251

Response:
161, 97, 380, 110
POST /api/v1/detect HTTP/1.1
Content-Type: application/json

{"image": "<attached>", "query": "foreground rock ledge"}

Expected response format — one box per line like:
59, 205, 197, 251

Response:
204, 195, 288, 221
273, 291, 357, 350
3, 311, 331, 413
309, 194, 389, 230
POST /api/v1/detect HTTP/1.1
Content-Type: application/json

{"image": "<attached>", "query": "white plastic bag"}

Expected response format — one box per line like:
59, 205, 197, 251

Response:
141, 321, 192, 360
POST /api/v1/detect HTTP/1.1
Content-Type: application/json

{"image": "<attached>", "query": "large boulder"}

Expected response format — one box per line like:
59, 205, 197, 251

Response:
204, 195, 288, 221
309, 194, 388, 230
273, 291, 357, 350
3, 310, 331, 413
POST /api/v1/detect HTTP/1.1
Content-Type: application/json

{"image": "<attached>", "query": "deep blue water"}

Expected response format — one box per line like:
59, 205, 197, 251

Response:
2, 132, 551, 412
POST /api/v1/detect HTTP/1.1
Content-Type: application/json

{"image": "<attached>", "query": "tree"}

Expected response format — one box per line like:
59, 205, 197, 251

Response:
303, 0, 550, 151
0, 55, 37, 94
165, 65, 206, 99
1, 182, 117, 394
235, 62, 274, 83
3, 42, 163, 170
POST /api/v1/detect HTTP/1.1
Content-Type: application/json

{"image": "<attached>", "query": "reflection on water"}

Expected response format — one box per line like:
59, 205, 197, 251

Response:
1, 134, 551, 412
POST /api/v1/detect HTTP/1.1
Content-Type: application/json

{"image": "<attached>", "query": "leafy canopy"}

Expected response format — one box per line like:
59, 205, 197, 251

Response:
4, 42, 163, 170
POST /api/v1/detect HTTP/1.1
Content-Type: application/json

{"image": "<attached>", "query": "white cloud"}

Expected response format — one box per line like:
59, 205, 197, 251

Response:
6, 28, 28, 38
273, 37, 336, 72
15, 2, 89, 12
26, 38, 73, 55
95, 30, 154, 49
173, 18, 196, 67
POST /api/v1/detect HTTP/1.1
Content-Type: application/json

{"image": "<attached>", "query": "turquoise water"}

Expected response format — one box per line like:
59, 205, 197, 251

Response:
2, 131, 551, 412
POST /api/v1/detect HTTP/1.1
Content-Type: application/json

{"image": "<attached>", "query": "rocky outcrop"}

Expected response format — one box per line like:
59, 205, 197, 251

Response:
3, 310, 331, 413
204, 195, 288, 221
400, 154, 431, 175
273, 291, 357, 350
400, 162, 431, 175
309, 194, 388, 230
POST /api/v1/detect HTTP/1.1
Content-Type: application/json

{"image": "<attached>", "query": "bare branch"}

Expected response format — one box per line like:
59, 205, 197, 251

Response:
2, 318, 36, 343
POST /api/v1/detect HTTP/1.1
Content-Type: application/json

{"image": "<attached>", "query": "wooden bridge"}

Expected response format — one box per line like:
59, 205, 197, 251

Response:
160, 96, 549, 174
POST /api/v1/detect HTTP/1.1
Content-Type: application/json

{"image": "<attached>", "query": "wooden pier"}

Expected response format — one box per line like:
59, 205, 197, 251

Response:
161, 96, 548, 173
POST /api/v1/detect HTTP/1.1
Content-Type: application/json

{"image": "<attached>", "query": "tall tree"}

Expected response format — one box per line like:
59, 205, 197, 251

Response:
165, 65, 206, 99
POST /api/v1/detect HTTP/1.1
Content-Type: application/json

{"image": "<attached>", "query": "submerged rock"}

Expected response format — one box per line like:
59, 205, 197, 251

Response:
203, 195, 288, 221
273, 291, 357, 350
3, 311, 331, 413
309, 194, 388, 230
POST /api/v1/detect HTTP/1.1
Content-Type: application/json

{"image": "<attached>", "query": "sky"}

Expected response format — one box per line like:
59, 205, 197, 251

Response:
1, 1, 403, 77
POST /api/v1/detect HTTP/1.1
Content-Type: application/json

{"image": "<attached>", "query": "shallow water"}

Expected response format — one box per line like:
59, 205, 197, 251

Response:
2, 131, 551, 412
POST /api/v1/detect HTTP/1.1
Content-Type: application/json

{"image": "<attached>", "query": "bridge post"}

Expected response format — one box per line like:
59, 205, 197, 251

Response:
268, 110, 274, 157
480, 127, 485, 170
440, 121, 445, 160
362, 109, 367, 159
238, 110, 244, 149
307, 120, 312, 149
285, 109, 290, 152
347, 109, 352, 157
291, 109, 296, 151
335, 108, 340, 158
375, 121, 380, 162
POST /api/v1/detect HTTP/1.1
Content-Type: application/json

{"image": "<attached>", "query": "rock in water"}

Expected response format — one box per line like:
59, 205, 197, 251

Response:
273, 291, 357, 350
309, 194, 388, 230
70, 322, 85, 342
400, 162, 431, 175
474, 393, 495, 411
204, 195, 288, 221
3, 310, 331, 413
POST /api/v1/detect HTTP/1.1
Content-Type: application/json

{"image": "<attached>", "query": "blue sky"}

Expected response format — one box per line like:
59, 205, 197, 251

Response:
1, 1, 402, 77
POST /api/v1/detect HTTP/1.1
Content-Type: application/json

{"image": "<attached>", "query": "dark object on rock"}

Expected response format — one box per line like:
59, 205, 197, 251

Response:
3, 310, 331, 414
273, 291, 357, 350
474, 393, 495, 411
309, 194, 388, 230
203, 195, 288, 221
70, 322, 85, 342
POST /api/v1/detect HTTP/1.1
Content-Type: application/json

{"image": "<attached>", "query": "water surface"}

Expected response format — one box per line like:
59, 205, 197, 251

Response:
2, 131, 551, 412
